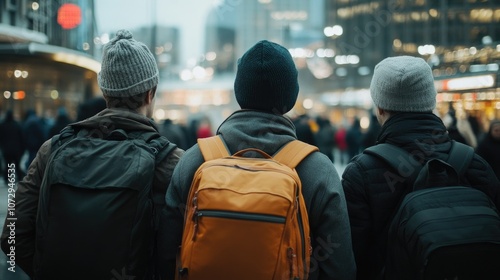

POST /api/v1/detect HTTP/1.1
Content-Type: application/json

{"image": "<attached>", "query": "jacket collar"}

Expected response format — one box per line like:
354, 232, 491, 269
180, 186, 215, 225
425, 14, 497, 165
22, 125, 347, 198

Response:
377, 112, 449, 151
71, 108, 159, 133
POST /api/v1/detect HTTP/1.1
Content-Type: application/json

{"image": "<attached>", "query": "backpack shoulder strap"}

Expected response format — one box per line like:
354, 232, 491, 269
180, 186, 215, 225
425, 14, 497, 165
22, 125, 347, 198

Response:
273, 140, 318, 169
364, 143, 424, 186
135, 130, 177, 165
50, 125, 77, 152
447, 140, 474, 177
197, 135, 230, 161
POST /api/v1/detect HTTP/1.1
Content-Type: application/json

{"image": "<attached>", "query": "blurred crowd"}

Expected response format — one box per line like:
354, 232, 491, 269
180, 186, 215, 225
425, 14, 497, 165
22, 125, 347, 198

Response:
1, 100, 500, 183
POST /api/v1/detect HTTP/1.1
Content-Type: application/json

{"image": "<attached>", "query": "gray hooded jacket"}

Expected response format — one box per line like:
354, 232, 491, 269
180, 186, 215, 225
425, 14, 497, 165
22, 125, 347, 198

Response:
159, 110, 356, 280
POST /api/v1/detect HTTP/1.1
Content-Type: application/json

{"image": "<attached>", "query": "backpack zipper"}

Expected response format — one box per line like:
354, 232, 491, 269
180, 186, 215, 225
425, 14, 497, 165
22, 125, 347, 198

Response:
191, 193, 287, 241
196, 210, 286, 224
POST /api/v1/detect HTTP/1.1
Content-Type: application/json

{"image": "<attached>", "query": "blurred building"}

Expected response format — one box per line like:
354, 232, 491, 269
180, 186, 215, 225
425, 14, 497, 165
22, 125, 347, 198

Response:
324, 0, 500, 122
155, 0, 328, 126
130, 25, 180, 78
0, 0, 100, 120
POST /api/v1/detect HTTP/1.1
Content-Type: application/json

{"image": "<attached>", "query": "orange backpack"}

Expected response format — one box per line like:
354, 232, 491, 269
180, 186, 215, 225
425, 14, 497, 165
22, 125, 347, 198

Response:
177, 135, 318, 280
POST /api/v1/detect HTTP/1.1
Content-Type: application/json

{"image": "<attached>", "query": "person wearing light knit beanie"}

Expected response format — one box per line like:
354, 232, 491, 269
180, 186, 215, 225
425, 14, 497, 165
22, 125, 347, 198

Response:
342, 56, 500, 280
159, 40, 356, 280
0, 30, 184, 279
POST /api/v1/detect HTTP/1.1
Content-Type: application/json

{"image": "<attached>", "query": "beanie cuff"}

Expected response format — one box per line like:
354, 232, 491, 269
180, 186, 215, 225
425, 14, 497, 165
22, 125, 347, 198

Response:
100, 72, 159, 97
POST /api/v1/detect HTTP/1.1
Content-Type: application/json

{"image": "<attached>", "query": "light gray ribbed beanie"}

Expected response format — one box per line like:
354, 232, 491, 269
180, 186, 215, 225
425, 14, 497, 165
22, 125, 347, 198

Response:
370, 56, 436, 112
98, 30, 159, 97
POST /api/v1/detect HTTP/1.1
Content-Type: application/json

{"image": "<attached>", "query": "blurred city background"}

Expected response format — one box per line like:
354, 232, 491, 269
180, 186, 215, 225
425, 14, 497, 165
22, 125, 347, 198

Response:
1, 0, 500, 278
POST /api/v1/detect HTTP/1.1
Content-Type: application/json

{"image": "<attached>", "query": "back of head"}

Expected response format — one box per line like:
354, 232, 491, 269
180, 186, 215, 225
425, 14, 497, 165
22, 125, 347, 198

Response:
234, 40, 299, 115
370, 56, 436, 113
98, 30, 158, 98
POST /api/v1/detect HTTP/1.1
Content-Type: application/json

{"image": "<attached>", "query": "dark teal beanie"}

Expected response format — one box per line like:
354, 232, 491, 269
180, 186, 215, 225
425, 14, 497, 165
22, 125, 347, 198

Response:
234, 40, 299, 114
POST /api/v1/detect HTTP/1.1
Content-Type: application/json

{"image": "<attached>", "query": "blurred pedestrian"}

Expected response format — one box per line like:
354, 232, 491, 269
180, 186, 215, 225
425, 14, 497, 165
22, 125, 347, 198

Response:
346, 118, 363, 160
196, 118, 213, 139
22, 109, 46, 170
159, 118, 188, 150
159, 39, 356, 280
361, 111, 381, 149
0, 110, 25, 183
335, 125, 348, 165
48, 107, 73, 138
476, 120, 500, 180
293, 114, 316, 146
315, 116, 336, 162
442, 107, 477, 148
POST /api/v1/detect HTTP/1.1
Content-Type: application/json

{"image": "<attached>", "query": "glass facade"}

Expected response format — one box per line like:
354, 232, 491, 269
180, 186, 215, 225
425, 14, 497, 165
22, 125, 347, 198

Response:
325, 0, 500, 121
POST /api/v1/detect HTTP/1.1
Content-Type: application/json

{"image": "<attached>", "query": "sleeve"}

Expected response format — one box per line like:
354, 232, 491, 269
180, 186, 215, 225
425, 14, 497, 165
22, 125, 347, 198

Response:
301, 155, 357, 280
157, 147, 204, 280
341, 161, 375, 280
153, 147, 183, 279
1, 139, 52, 278
466, 154, 500, 209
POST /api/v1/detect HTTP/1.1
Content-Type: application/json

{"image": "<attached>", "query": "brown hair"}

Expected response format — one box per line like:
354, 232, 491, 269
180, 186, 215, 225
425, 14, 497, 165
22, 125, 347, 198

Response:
104, 86, 156, 110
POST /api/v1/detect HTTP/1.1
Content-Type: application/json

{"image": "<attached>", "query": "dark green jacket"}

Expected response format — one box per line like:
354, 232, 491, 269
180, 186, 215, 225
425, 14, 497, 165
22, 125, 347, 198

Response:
0, 108, 184, 278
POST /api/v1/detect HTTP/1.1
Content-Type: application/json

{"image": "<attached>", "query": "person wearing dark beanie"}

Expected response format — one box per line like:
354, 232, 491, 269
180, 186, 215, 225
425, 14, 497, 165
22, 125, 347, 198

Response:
342, 56, 500, 279
234, 40, 299, 114
159, 40, 357, 280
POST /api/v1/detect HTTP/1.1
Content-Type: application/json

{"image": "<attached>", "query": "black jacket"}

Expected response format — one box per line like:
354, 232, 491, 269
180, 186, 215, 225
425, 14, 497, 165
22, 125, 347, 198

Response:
341, 112, 500, 280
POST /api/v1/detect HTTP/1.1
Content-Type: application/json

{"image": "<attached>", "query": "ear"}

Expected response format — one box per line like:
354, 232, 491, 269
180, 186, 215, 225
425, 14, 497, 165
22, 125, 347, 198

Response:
376, 106, 384, 116
145, 89, 155, 105
376, 106, 390, 125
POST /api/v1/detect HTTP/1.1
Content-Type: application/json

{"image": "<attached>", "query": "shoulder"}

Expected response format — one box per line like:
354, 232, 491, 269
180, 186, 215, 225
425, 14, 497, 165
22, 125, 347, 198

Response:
466, 153, 499, 182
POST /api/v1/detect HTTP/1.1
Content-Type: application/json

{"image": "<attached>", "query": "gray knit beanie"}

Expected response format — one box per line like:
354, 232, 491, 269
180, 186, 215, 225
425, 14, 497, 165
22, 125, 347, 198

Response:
370, 56, 436, 112
98, 30, 159, 97
234, 40, 299, 114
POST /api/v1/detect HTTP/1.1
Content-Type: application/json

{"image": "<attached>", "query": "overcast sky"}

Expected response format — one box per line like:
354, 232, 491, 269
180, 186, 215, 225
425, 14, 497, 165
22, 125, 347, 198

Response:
95, 0, 218, 66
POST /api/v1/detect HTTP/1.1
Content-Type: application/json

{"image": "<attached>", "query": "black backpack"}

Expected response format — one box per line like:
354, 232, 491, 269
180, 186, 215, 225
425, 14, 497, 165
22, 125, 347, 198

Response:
34, 125, 176, 280
364, 141, 500, 280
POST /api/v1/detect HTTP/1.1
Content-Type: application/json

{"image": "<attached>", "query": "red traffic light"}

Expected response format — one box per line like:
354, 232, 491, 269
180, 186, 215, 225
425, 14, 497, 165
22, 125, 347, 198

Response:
57, 3, 82, 30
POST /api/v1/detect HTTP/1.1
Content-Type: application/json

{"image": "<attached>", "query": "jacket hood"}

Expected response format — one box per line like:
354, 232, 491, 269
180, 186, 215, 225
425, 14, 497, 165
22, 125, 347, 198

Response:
377, 112, 449, 153
71, 108, 159, 133
216, 110, 297, 155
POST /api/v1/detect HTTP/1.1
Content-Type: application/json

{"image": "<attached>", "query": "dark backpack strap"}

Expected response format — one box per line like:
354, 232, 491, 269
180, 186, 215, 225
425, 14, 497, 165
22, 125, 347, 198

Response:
447, 140, 474, 178
134, 130, 177, 165
50, 125, 77, 152
363, 143, 422, 183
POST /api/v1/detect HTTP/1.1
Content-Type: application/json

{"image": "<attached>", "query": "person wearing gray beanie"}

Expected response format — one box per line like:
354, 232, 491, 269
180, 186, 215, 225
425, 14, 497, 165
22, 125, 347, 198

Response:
342, 55, 500, 280
370, 56, 436, 113
2, 29, 185, 280
98, 29, 159, 98
234, 40, 299, 115
97, 29, 160, 117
